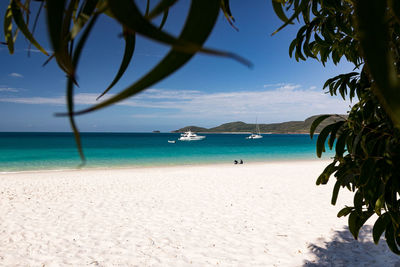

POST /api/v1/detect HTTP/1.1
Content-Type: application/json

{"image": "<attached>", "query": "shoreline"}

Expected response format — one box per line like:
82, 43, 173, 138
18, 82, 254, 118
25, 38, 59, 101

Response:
0, 157, 332, 175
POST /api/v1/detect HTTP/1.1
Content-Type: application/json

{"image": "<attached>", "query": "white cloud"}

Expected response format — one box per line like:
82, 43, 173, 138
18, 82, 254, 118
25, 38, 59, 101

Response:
263, 83, 285, 88
9, 72, 23, 78
0, 87, 18, 92
0, 84, 352, 123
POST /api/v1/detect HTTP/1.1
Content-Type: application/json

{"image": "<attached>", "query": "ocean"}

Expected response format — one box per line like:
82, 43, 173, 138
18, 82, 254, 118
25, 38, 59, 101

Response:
0, 132, 332, 172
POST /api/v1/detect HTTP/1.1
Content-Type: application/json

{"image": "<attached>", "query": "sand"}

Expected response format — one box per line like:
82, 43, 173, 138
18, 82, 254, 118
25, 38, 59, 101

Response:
0, 160, 399, 266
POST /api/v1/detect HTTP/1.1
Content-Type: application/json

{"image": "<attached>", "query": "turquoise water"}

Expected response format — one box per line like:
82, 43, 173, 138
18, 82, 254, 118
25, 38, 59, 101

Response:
0, 132, 331, 172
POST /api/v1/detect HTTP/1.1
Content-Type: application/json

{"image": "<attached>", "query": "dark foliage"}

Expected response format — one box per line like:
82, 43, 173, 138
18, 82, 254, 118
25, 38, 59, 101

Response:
273, 0, 400, 254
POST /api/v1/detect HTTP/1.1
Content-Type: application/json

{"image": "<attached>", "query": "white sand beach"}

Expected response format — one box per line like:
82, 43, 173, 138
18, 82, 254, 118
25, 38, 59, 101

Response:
0, 160, 398, 266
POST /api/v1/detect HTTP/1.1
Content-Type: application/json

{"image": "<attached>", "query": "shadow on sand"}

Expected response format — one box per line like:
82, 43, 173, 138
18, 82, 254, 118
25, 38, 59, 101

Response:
303, 225, 400, 266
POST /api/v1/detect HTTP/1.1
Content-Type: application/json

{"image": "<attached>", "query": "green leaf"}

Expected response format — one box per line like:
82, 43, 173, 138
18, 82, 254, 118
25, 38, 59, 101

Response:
354, 190, 363, 214
4, 4, 14, 54
372, 213, 389, 244
10, 0, 48, 56
374, 195, 385, 215
97, 29, 135, 100
272, 1, 292, 23
272, 0, 308, 35
348, 212, 359, 239
335, 129, 349, 157
316, 161, 337, 185
331, 180, 341, 205
348, 211, 373, 240
60, 0, 226, 116
147, 0, 178, 19
221, 0, 238, 31
108, 0, 250, 66
66, 13, 99, 164
328, 120, 345, 149
337, 206, 352, 217
145, 0, 150, 16
385, 223, 400, 254
310, 114, 331, 139
316, 123, 335, 158
70, 0, 99, 39
46, 0, 74, 76
351, 128, 364, 156
158, 9, 168, 30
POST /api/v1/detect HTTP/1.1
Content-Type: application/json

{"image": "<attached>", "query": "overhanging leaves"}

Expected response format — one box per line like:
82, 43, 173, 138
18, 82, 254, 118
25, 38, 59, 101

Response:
4, 4, 14, 54
97, 28, 136, 100
62, 0, 234, 116
11, 0, 48, 56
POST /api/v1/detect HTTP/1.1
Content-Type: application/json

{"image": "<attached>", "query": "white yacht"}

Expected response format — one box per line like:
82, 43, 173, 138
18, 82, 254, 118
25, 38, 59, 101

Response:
178, 131, 206, 141
246, 133, 263, 139
246, 118, 263, 139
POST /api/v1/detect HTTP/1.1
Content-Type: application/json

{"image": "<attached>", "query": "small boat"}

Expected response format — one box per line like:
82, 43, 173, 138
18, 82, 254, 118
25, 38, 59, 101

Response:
178, 130, 206, 141
246, 118, 263, 139
168, 140, 176, 143
246, 133, 263, 139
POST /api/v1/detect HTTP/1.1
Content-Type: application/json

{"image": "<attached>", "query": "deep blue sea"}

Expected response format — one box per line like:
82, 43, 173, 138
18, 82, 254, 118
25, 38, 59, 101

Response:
0, 132, 331, 172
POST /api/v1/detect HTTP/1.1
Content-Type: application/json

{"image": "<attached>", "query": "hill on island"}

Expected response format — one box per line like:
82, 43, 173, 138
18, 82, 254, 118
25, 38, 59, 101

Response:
173, 115, 347, 134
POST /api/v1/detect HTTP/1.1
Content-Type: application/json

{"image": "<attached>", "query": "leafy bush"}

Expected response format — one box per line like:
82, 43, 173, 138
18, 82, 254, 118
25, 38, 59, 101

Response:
273, 0, 400, 253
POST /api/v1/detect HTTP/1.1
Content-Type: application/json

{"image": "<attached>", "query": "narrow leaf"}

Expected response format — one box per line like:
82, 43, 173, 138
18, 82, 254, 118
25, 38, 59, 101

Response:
335, 129, 349, 157
374, 195, 385, 215
66, 13, 99, 163
331, 180, 341, 205
221, 0, 238, 31
97, 29, 135, 100
158, 9, 168, 30
272, 0, 307, 35
11, 0, 48, 55
316, 161, 337, 185
328, 120, 345, 149
147, 0, 178, 19
145, 0, 150, 16
310, 114, 331, 139
272, 1, 291, 23
46, 0, 74, 75
337, 206, 352, 217
107, 0, 251, 66
70, 0, 99, 39
4, 4, 14, 54
60, 0, 237, 116
316, 124, 335, 158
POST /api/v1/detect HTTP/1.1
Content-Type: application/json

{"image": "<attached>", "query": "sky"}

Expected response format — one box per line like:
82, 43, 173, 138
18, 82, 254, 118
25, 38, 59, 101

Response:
0, 0, 355, 132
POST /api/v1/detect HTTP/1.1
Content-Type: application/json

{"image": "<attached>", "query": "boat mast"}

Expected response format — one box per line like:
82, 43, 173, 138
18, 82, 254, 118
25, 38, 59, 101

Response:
255, 117, 260, 134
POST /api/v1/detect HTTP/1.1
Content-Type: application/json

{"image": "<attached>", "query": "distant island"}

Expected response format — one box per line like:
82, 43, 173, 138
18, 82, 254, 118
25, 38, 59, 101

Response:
173, 115, 346, 134
152, 130, 161, 133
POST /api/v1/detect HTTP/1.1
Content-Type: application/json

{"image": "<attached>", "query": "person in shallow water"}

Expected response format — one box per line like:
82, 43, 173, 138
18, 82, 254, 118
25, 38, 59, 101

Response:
240, 159, 243, 164
234, 160, 238, 164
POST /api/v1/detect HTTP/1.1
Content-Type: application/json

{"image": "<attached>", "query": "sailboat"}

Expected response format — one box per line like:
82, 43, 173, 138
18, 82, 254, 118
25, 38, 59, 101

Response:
246, 118, 263, 139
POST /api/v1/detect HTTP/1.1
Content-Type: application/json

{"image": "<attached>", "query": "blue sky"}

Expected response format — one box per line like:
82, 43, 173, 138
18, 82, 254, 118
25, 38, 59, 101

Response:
0, 0, 354, 132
